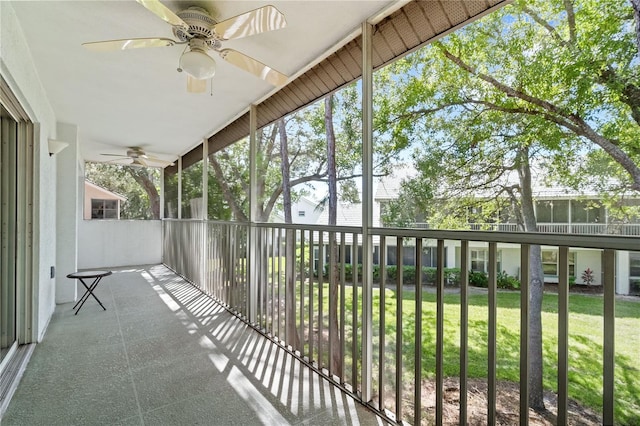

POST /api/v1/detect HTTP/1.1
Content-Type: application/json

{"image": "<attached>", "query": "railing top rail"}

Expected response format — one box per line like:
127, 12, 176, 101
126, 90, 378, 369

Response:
163, 218, 250, 226
254, 222, 362, 234
162, 219, 639, 251
375, 227, 639, 251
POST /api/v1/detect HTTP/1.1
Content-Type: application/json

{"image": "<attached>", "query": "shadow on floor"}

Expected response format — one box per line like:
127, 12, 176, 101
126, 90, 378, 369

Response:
3, 265, 387, 426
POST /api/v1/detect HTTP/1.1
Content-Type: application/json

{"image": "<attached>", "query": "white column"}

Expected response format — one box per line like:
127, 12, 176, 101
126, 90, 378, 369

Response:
201, 140, 208, 289
177, 156, 182, 219
159, 167, 165, 219
361, 20, 374, 402
248, 104, 258, 322
202, 140, 208, 220
55, 122, 79, 303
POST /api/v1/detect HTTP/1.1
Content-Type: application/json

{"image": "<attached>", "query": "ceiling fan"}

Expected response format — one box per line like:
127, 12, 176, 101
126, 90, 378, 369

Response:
83, 1, 288, 93
100, 147, 174, 167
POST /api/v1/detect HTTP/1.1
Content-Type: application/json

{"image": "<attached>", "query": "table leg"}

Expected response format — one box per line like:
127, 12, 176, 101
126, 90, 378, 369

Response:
73, 276, 106, 315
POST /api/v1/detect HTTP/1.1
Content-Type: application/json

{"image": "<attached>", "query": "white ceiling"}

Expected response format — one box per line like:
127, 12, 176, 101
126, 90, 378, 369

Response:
11, 0, 395, 164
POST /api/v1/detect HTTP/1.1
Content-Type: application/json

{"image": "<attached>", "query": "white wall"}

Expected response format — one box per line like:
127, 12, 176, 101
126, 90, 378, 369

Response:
78, 220, 162, 269
499, 246, 521, 277
1, 2, 58, 341
574, 249, 601, 285
616, 251, 630, 295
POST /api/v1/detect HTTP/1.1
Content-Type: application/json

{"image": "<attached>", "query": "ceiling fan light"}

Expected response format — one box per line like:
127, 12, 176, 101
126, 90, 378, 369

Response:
180, 49, 216, 80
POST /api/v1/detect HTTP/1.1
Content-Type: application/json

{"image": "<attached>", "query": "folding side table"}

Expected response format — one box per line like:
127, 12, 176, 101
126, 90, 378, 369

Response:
66, 270, 112, 315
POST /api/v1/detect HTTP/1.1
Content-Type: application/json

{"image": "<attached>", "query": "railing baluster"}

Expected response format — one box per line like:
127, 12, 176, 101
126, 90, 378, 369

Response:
521, 244, 531, 425
277, 227, 282, 339
328, 231, 336, 376
378, 235, 386, 411
603, 249, 615, 425
395, 236, 403, 421
309, 230, 315, 361
229, 225, 232, 309
318, 231, 325, 370
260, 228, 266, 329
460, 240, 469, 426
436, 239, 444, 426
352, 232, 358, 391
299, 229, 306, 356
340, 232, 346, 383
414, 238, 423, 425
557, 245, 568, 425
270, 226, 276, 334
488, 242, 497, 425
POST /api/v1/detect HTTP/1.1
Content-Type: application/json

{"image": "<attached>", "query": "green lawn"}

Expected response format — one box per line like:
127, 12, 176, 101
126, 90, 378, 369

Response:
369, 288, 640, 425
265, 272, 639, 424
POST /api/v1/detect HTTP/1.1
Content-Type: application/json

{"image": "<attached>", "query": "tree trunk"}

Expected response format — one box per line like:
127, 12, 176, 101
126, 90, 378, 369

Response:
517, 146, 546, 411
325, 94, 342, 377
127, 168, 160, 219
208, 155, 248, 222
278, 118, 300, 350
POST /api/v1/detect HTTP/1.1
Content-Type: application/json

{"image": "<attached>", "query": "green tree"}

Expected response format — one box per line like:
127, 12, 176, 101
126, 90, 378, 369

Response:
379, 0, 639, 412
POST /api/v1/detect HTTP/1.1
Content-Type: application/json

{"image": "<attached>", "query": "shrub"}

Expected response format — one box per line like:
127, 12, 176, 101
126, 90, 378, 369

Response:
422, 267, 436, 285
497, 271, 520, 290
445, 268, 461, 286
581, 268, 595, 286
469, 271, 488, 288
403, 266, 417, 284
386, 265, 397, 281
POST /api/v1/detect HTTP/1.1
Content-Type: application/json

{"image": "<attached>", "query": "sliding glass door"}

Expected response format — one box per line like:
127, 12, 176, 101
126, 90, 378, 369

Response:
0, 105, 18, 365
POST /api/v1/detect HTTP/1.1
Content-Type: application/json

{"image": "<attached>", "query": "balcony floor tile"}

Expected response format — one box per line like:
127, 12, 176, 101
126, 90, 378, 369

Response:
3, 265, 387, 426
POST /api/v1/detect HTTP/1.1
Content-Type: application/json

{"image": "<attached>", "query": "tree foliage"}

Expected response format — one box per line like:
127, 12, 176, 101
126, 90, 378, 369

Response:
85, 162, 160, 219
376, 0, 639, 413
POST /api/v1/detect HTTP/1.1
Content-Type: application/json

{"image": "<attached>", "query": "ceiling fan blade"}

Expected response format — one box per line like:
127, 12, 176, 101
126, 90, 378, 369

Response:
136, 0, 188, 29
212, 5, 286, 40
100, 153, 130, 157
219, 49, 287, 86
83, 38, 176, 52
187, 75, 207, 93
131, 158, 149, 167
142, 154, 175, 166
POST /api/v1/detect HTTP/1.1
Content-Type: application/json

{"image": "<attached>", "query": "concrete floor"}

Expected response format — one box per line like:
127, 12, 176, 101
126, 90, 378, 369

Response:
3, 265, 387, 426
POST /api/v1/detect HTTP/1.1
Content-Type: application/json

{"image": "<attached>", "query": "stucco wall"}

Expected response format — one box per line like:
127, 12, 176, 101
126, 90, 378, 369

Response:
78, 220, 162, 269
1, 2, 58, 341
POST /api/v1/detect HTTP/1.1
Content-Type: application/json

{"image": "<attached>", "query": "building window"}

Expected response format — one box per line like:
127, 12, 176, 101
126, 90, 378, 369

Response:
535, 200, 569, 223
91, 199, 118, 219
542, 250, 576, 277
471, 250, 487, 272
571, 200, 604, 223
470, 249, 502, 273
630, 252, 640, 296
422, 246, 447, 268
298, 210, 306, 217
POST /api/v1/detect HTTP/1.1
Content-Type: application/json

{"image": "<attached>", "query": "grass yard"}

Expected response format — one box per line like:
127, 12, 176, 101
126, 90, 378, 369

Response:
271, 273, 639, 423
370, 288, 640, 424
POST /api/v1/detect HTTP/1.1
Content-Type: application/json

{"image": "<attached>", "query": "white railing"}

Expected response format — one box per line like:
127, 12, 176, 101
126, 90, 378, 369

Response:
162, 219, 638, 425
415, 222, 640, 236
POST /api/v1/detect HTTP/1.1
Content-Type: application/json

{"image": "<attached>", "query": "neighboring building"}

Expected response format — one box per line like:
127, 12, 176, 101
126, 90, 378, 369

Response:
296, 173, 640, 296
83, 180, 126, 220
271, 196, 324, 225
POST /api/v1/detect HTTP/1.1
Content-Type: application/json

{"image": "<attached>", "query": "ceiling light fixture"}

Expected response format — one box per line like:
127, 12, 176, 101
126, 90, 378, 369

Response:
179, 40, 216, 80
